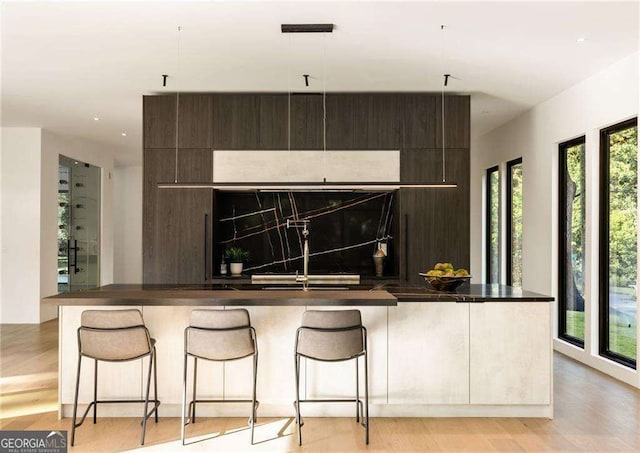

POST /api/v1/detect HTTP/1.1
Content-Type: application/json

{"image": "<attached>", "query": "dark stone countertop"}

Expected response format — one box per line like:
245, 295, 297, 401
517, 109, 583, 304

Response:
44, 282, 552, 306
384, 283, 554, 302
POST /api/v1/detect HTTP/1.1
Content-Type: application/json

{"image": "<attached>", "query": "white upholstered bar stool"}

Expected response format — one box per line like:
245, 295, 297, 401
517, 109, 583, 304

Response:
294, 309, 369, 445
71, 309, 160, 446
182, 309, 259, 445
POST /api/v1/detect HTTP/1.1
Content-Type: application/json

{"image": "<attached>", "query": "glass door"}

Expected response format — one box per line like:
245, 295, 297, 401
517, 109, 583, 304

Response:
57, 156, 101, 292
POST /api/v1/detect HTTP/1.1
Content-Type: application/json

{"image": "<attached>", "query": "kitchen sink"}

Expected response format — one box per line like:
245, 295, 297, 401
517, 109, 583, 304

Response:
251, 274, 360, 285
261, 286, 351, 291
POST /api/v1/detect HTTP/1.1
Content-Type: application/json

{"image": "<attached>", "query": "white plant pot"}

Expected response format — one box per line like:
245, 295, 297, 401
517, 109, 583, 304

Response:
230, 262, 243, 276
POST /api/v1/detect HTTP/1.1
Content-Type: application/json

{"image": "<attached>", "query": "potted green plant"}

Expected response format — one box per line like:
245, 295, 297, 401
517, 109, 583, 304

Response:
225, 246, 249, 276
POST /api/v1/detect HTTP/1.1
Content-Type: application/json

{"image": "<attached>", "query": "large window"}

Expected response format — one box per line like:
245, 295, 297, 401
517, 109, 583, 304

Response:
559, 137, 586, 347
507, 158, 523, 287
600, 118, 638, 368
486, 166, 500, 284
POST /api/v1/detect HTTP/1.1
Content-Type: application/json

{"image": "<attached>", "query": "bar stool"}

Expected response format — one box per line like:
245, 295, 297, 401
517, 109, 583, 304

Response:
293, 309, 369, 445
181, 309, 259, 445
71, 309, 160, 446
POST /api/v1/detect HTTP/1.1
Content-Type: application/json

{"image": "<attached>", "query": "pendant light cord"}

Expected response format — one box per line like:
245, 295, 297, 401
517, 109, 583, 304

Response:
442, 86, 445, 183
440, 24, 446, 183
287, 34, 291, 180
174, 25, 182, 184
323, 32, 327, 182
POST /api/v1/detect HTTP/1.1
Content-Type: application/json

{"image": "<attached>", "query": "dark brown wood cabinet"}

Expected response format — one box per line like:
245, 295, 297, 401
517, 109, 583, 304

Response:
290, 94, 323, 149
143, 92, 471, 284
212, 94, 260, 149
326, 94, 367, 149
178, 95, 212, 148
143, 96, 176, 149
143, 148, 213, 284
435, 95, 470, 149
401, 94, 438, 149
143, 95, 212, 148
399, 148, 470, 283
258, 95, 288, 149
326, 94, 400, 149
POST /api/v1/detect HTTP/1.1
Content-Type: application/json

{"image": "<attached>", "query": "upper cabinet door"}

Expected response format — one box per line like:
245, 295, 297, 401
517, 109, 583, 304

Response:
326, 94, 400, 149
143, 95, 212, 148
401, 94, 438, 149
144, 95, 176, 148
258, 95, 288, 149
212, 94, 259, 149
290, 94, 323, 150
435, 95, 470, 149
178, 95, 212, 148
367, 94, 400, 149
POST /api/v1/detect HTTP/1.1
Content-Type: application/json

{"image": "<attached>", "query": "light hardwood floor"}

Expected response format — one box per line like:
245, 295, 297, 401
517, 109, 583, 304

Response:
1, 319, 638, 452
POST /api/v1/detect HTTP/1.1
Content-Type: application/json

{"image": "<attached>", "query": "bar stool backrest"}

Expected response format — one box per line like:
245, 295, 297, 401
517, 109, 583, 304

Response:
79, 309, 151, 361
187, 309, 255, 361
297, 310, 364, 361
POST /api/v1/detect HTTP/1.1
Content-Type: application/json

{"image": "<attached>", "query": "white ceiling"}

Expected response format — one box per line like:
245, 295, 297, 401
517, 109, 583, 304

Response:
2, 1, 638, 166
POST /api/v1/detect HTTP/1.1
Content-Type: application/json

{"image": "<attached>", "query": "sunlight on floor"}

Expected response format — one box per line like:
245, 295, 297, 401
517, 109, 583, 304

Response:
127, 418, 298, 452
0, 372, 59, 419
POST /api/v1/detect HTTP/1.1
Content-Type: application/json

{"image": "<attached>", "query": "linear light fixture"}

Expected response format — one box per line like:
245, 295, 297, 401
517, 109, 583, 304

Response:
157, 182, 457, 191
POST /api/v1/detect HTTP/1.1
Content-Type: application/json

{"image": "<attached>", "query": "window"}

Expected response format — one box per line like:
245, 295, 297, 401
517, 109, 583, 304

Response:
599, 118, 637, 368
486, 166, 500, 284
559, 137, 586, 347
507, 158, 523, 287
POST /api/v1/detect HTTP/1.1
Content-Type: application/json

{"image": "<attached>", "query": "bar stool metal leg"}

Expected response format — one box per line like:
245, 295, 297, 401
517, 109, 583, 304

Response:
71, 354, 82, 446
191, 357, 198, 423
140, 349, 154, 445
294, 353, 302, 446
364, 331, 369, 445
181, 353, 188, 445
250, 351, 258, 444
153, 347, 159, 423
93, 359, 98, 424
355, 356, 360, 422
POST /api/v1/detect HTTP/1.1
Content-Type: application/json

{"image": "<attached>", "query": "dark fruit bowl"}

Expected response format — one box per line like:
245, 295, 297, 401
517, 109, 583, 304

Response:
419, 273, 472, 292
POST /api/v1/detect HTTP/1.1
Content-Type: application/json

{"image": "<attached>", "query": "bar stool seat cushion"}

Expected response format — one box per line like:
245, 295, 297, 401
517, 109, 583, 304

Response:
187, 309, 255, 361
79, 310, 152, 361
297, 310, 364, 361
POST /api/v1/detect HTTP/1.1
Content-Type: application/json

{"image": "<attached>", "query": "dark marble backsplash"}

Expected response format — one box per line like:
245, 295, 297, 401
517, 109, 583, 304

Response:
216, 191, 396, 276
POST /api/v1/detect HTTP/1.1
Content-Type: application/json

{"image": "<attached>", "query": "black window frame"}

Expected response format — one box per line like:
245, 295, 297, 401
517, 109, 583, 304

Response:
599, 117, 638, 369
485, 165, 500, 284
506, 157, 523, 287
558, 136, 586, 348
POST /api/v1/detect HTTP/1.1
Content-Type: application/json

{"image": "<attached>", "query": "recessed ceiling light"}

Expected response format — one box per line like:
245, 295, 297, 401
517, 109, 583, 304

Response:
93, 117, 99, 121
121, 132, 127, 137
577, 37, 586, 43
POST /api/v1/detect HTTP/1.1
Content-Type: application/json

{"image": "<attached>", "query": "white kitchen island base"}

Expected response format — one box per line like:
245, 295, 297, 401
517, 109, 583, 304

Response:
57, 299, 553, 419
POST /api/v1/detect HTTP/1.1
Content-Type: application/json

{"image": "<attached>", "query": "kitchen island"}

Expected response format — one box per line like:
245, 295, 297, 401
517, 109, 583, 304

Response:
46, 284, 553, 419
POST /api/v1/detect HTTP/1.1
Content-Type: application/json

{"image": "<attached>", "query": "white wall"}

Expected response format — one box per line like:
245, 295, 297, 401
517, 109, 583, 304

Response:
470, 52, 639, 387
113, 165, 142, 283
0, 127, 116, 323
1, 128, 42, 323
